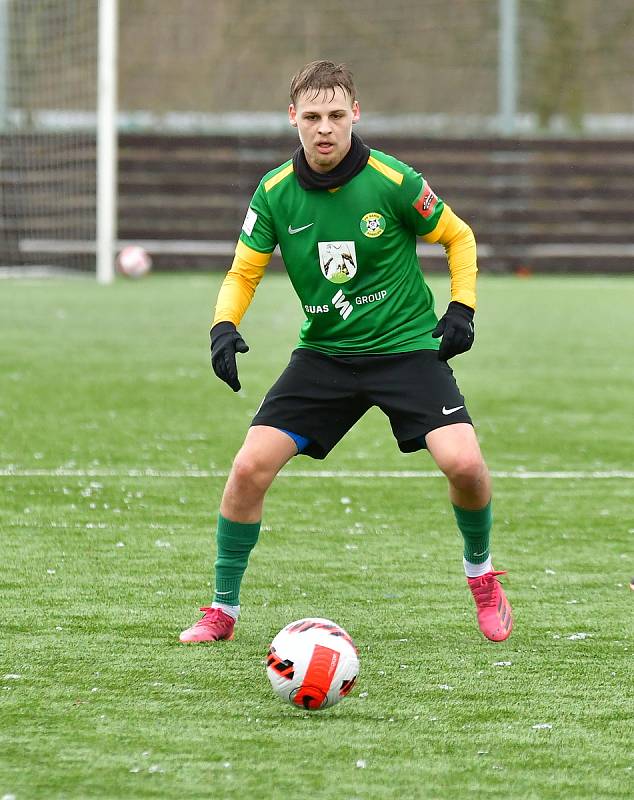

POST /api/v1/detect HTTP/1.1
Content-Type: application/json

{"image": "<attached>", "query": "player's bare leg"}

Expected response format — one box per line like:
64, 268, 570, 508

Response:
180, 426, 298, 643
220, 425, 298, 522
425, 422, 490, 508
426, 423, 512, 641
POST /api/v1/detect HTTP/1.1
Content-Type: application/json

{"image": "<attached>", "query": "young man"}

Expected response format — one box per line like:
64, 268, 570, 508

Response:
180, 61, 512, 645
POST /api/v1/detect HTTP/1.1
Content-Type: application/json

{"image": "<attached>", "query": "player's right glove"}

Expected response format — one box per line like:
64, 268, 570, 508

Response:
210, 321, 249, 392
432, 301, 475, 361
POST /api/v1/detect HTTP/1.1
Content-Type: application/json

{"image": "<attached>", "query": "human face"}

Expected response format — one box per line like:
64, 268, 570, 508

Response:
289, 86, 360, 173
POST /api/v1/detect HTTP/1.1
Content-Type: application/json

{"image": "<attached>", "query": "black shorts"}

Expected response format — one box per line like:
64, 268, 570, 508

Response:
251, 348, 473, 460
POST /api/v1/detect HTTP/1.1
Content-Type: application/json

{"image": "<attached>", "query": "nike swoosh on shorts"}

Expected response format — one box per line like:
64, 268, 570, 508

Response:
442, 405, 464, 415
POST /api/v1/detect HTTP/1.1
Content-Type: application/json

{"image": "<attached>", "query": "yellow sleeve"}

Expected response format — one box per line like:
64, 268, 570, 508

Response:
421, 205, 477, 309
212, 240, 272, 327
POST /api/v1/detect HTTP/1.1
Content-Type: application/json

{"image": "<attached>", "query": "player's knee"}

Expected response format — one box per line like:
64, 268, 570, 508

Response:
444, 451, 486, 490
230, 450, 276, 493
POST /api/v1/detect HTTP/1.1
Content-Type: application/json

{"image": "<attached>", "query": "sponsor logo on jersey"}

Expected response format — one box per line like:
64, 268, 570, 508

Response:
318, 241, 357, 284
305, 290, 387, 319
413, 181, 439, 220
331, 289, 354, 319
242, 207, 257, 236
360, 212, 386, 238
355, 290, 387, 305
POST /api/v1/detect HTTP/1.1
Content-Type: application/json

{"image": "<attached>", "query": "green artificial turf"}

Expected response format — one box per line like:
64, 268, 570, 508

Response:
0, 273, 632, 799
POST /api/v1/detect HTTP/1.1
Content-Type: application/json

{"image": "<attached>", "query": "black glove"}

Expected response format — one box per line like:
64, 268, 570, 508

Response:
210, 321, 249, 392
432, 301, 475, 361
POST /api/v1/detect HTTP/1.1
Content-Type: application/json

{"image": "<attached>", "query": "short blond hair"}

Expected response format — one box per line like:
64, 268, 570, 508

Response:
290, 60, 356, 106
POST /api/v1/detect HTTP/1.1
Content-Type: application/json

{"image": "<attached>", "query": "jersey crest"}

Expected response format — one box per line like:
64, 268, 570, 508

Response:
360, 212, 386, 238
318, 241, 357, 284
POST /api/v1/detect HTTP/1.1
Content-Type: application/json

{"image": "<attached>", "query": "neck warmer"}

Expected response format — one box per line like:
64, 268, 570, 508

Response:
292, 131, 370, 190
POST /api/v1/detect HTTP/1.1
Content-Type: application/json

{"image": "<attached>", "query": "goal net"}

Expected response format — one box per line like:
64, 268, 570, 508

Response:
0, 0, 98, 273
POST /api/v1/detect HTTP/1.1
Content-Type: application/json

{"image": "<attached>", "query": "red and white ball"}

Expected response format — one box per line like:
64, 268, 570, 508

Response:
116, 245, 152, 278
266, 618, 359, 711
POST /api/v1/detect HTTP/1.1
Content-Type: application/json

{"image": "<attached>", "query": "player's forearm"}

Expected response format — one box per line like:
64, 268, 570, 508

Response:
445, 223, 477, 310
213, 270, 259, 327
422, 206, 477, 309
212, 242, 271, 327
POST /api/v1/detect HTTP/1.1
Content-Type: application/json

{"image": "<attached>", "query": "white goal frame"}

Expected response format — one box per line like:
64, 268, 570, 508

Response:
96, 0, 118, 284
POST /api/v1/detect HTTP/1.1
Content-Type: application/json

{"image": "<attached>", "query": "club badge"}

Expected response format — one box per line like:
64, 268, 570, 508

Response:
318, 241, 358, 284
360, 212, 386, 238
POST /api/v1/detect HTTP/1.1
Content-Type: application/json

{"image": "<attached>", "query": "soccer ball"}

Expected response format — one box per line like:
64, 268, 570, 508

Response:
266, 618, 359, 711
116, 245, 152, 278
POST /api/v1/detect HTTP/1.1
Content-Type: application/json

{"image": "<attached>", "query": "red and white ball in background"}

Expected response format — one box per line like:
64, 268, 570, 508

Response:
116, 245, 152, 278
266, 618, 359, 711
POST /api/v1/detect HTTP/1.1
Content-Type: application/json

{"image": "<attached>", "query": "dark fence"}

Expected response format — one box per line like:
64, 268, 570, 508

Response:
2, 134, 633, 273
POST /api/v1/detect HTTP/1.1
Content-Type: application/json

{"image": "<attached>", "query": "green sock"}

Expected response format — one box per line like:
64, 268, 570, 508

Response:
452, 500, 492, 564
213, 514, 261, 605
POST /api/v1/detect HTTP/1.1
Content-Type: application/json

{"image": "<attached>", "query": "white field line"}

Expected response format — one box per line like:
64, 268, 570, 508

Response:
0, 467, 633, 480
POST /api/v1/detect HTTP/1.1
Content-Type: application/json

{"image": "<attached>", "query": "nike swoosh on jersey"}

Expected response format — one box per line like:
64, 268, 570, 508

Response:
288, 223, 314, 234
442, 405, 464, 415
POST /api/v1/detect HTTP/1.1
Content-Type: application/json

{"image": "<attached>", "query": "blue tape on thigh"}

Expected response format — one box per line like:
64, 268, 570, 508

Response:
277, 428, 311, 454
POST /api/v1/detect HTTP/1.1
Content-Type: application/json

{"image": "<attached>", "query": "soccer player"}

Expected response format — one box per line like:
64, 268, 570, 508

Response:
180, 61, 512, 645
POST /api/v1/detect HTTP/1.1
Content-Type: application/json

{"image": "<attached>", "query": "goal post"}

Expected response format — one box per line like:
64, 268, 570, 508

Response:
498, 0, 518, 136
0, 1, 8, 131
96, 0, 118, 285
0, 0, 117, 280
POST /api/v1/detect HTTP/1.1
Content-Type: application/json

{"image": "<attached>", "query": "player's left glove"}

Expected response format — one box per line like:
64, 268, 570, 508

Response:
432, 301, 475, 361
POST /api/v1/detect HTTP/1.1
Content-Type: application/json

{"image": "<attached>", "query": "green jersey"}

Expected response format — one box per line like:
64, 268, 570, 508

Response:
239, 149, 445, 355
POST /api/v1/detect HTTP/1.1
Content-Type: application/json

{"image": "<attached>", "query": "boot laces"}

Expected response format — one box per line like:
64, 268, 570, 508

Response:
470, 570, 506, 608
195, 607, 229, 628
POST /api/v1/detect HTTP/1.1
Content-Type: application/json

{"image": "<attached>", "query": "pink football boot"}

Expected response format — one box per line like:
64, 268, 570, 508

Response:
179, 607, 235, 643
467, 571, 513, 642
